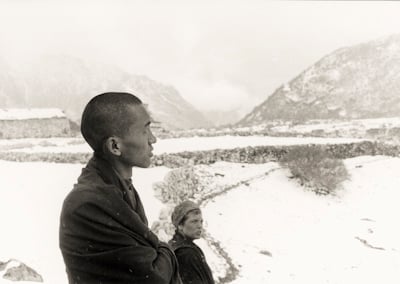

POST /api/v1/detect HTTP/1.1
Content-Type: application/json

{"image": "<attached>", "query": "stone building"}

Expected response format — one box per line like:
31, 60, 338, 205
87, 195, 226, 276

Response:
0, 108, 71, 139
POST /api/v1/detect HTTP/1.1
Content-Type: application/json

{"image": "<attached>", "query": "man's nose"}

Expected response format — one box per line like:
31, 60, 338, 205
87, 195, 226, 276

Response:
149, 130, 157, 144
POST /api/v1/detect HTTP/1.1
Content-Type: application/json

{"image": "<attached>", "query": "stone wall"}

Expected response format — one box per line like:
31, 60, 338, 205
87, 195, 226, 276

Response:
0, 141, 399, 165
152, 141, 400, 168
0, 118, 71, 139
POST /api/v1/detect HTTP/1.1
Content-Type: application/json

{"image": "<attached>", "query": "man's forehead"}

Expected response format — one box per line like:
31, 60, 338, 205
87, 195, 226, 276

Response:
127, 104, 151, 122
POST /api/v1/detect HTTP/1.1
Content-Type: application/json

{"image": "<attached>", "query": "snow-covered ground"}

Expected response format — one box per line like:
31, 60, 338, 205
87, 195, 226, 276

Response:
270, 117, 400, 133
232, 117, 400, 134
0, 137, 398, 283
0, 136, 366, 154
202, 156, 400, 283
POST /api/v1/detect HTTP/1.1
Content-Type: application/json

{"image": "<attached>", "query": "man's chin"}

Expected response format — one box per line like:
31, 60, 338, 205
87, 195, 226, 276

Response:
133, 160, 151, 168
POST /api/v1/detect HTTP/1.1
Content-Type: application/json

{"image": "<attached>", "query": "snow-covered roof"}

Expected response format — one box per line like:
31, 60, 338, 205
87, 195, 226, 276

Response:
0, 108, 66, 120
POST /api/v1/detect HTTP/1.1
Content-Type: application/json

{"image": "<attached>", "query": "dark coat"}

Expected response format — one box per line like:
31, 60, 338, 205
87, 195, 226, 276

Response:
169, 232, 215, 284
59, 154, 181, 284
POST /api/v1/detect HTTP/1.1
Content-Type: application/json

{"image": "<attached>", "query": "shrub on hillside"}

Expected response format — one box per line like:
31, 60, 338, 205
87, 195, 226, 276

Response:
153, 166, 206, 203
279, 145, 349, 195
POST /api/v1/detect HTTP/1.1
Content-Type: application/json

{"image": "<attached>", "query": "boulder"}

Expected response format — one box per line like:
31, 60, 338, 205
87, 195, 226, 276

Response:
0, 259, 43, 282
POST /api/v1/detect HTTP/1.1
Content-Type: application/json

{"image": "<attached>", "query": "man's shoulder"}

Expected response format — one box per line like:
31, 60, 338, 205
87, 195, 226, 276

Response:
62, 168, 121, 214
62, 184, 112, 214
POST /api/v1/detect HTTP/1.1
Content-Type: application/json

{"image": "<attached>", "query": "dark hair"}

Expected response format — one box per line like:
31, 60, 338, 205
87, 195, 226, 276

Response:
179, 209, 202, 226
81, 92, 142, 152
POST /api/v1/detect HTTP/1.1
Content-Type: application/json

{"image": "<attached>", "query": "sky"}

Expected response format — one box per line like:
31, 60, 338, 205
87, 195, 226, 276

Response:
1, 0, 400, 115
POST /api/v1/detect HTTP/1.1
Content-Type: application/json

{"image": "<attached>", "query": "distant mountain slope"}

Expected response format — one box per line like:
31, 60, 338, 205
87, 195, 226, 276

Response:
0, 58, 26, 107
238, 34, 400, 126
0, 55, 212, 130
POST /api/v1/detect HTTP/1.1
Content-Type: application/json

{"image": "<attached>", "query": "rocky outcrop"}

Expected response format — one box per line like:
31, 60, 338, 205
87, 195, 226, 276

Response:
0, 259, 43, 282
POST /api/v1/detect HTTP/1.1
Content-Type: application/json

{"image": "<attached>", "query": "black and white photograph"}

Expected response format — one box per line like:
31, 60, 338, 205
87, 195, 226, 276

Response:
0, 1, 399, 283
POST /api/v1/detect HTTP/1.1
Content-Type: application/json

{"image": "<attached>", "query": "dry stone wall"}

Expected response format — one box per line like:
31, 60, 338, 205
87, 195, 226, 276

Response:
0, 141, 399, 165
152, 141, 400, 168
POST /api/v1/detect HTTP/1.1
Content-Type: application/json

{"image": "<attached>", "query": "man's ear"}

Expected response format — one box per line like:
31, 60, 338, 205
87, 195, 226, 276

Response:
104, 137, 122, 156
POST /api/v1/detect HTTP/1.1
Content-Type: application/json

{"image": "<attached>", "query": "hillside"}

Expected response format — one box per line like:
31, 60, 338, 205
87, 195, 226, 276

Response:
238, 34, 400, 126
0, 55, 212, 130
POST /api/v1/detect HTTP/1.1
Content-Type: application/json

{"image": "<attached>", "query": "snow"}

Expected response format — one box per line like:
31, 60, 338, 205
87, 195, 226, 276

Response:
153, 136, 364, 154
283, 83, 291, 92
202, 156, 400, 283
1, 136, 366, 154
0, 162, 80, 284
327, 69, 341, 81
271, 116, 400, 133
0, 136, 399, 283
0, 108, 65, 120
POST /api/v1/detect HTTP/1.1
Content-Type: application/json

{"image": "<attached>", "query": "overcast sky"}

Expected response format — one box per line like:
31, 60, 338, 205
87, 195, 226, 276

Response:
1, 0, 400, 114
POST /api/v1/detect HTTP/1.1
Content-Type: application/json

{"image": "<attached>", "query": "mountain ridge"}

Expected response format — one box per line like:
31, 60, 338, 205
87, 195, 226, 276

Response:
0, 55, 212, 130
238, 33, 400, 126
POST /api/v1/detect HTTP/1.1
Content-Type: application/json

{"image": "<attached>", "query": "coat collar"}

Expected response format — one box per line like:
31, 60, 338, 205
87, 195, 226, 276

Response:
84, 153, 149, 226
169, 230, 195, 251
88, 152, 123, 187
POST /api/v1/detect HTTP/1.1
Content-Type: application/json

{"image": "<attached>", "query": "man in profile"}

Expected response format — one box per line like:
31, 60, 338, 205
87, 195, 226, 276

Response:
59, 92, 181, 283
169, 200, 215, 284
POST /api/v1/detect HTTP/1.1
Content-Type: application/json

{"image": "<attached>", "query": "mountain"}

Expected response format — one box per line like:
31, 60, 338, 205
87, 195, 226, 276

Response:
0, 55, 212, 130
238, 34, 400, 126
0, 58, 26, 107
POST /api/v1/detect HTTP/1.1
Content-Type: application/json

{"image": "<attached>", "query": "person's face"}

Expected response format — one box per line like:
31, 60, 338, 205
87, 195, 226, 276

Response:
179, 211, 203, 240
118, 104, 157, 168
